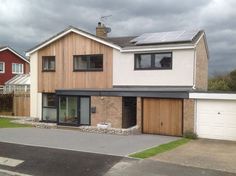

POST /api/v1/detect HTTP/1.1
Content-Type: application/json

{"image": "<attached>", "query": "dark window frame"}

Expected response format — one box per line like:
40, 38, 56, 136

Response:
134, 52, 172, 70
42, 93, 57, 122
42, 56, 56, 72
73, 54, 103, 72
57, 95, 91, 126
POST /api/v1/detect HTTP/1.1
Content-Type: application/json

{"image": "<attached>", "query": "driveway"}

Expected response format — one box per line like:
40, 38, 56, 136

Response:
0, 128, 178, 156
152, 139, 236, 174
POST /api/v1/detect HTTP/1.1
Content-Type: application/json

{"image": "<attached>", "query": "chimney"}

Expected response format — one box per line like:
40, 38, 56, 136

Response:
96, 22, 107, 38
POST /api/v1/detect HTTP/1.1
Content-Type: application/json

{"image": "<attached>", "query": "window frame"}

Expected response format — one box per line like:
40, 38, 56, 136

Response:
12, 63, 24, 74
42, 56, 56, 72
134, 52, 172, 70
73, 54, 103, 72
42, 93, 57, 122
0, 62, 5, 73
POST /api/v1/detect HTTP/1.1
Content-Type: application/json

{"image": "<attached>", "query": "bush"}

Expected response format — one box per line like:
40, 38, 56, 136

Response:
0, 94, 13, 112
183, 131, 198, 139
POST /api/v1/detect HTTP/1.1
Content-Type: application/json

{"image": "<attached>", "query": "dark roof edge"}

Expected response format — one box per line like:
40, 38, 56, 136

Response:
55, 89, 189, 99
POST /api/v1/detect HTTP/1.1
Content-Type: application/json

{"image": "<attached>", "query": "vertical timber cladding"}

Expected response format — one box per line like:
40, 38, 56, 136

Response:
143, 98, 183, 136
38, 32, 113, 93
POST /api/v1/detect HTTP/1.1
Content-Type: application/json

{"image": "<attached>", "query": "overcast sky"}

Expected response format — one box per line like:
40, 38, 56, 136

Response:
0, 0, 235, 76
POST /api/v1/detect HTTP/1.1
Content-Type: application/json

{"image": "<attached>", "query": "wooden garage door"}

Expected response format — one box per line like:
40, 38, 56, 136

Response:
143, 98, 183, 136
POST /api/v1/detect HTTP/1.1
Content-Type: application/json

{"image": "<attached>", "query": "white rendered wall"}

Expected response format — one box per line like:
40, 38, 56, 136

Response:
113, 49, 195, 87
30, 52, 42, 119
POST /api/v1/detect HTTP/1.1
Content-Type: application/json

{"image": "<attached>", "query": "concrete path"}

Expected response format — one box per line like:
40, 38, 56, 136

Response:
0, 128, 178, 156
105, 159, 236, 176
152, 139, 236, 174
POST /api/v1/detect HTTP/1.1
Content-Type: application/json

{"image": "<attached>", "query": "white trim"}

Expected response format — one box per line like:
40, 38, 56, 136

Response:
0, 62, 5, 73
12, 63, 24, 74
189, 92, 236, 100
120, 45, 195, 53
26, 28, 121, 56
0, 47, 29, 63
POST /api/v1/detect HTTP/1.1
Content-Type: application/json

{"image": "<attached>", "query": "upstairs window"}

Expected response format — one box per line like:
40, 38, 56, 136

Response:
73, 54, 103, 71
0, 62, 5, 73
42, 56, 55, 71
12, 63, 23, 74
135, 52, 172, 70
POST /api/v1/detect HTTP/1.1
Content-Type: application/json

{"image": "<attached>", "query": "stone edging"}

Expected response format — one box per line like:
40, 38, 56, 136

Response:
10, 118, 141, 135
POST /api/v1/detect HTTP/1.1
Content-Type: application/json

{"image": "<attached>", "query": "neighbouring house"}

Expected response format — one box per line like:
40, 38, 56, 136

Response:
26, 22, 209, 137
0, 46, 30, 89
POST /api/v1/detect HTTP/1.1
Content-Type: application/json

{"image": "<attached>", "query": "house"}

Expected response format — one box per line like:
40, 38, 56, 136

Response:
0, 46, 30, 88
26, 22, 209, 137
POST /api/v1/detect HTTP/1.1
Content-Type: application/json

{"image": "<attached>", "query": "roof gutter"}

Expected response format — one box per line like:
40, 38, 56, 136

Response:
120, 45, 195, 53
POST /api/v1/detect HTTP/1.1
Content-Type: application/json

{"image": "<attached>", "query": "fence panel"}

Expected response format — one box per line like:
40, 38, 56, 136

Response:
13, 93, 30, 116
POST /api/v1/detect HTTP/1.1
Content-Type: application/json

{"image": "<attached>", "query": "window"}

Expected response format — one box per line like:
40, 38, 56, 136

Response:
12, 63, 23, 74
42, 93, 57, 122
42, 56, 55, 71
73, 54, 103, 71
0, 62, 5, 73
135, 52, 172, 70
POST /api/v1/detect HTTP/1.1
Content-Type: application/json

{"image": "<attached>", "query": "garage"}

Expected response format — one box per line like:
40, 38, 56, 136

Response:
142, 98, 183, 136
196, 99, 236, 141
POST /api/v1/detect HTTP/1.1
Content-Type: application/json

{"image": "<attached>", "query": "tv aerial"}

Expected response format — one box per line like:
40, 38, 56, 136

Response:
100, 15, 112, 34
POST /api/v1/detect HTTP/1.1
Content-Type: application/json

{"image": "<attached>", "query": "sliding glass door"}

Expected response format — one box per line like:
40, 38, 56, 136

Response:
58, 96, 90, 126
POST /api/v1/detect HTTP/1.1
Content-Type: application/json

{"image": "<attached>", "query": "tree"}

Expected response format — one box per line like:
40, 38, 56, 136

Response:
208, 75, 231, 91
229, 69, 236, 91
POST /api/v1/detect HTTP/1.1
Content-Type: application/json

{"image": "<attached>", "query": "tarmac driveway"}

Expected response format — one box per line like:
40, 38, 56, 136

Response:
152, 139, 236, 174
0, 128, 178, 156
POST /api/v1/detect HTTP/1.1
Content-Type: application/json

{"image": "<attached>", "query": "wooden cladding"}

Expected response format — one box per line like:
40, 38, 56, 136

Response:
143, 98, 183, 136
38, 32, 113, 92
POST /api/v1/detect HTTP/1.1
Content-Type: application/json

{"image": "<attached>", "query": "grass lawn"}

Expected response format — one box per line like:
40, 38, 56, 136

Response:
129, 138, 190, 159
0, 117, 32, 128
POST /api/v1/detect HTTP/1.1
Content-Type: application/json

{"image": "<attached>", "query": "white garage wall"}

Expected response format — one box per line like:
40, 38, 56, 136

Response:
113, 49, 195, 86
191, 93, 236, 141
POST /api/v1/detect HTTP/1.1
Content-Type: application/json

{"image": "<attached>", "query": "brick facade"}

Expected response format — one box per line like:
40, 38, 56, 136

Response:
136, 97, 142, 132
91, 96, 122, 128
183, 99, 195, 133
195, 36, 208, 90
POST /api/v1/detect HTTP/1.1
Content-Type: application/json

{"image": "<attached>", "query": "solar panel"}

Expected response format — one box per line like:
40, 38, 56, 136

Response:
131, 30, 200, 45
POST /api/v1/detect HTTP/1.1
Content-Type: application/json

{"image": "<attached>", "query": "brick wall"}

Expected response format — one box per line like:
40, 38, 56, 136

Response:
195, 36, 208, 90
136, 97, 142, 132
91, 96, 122, 128
183, 99, 195, 133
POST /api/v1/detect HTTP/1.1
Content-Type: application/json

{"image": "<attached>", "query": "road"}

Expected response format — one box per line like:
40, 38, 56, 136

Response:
0, 142, 235, 176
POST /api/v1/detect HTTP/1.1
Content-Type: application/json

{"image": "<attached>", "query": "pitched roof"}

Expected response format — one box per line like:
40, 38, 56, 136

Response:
26, 26, 121, 56
105, 30, 204, 48
104, 36, 137, 47
26, 26, 206, 56
5, 74, 30, 85
0, 46, 29, 63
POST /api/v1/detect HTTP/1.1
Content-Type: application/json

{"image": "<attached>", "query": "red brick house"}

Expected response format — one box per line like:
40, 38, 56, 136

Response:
0, 46, 30, 87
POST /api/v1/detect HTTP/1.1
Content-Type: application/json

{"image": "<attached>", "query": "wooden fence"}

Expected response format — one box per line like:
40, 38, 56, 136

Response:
0, 93, 30, 117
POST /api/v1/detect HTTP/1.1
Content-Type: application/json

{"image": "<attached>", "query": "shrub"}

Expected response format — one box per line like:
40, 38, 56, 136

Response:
183, 131, 198, 139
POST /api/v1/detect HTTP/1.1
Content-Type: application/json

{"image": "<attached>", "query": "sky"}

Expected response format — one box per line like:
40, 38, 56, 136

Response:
0, 0, 235, 76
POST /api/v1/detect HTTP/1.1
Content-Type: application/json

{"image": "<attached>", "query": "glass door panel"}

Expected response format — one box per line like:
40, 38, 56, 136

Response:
80, 97, 90, 125
59, 96, 78, 125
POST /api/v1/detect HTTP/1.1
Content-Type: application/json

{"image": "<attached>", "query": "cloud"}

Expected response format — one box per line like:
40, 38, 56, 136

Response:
0, 0, 235, 76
